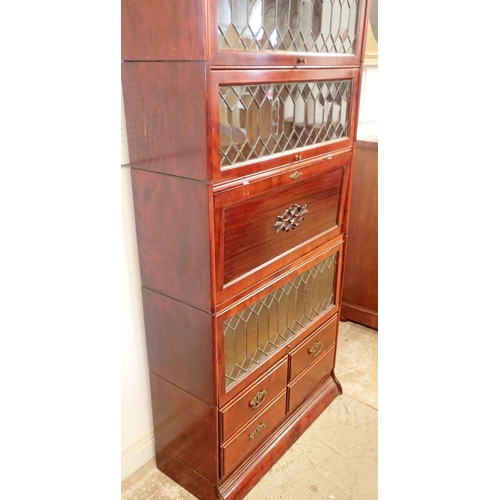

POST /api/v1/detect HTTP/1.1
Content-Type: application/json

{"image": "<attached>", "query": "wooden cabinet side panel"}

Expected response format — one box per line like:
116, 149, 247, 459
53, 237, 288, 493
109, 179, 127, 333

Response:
122, 0, 208, 61
131, 169, 212, 312
142, 288, 216, 406
122, 62, 210, 180
341, 141, 378, 325
150, 373, 219, 483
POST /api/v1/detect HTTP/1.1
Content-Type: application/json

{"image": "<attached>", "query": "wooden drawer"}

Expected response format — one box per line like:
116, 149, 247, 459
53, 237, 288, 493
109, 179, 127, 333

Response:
287, 345, 336, 414
288, 317, 338, 382
221, 391, 287, 477
220, 358, 288, 442
214, 152, 350, 296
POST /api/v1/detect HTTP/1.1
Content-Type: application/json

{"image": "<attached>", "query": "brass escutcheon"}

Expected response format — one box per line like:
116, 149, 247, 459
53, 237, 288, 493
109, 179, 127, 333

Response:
308, 340, 324, 357
289, 171, 302, 180
249, 389, 268, 408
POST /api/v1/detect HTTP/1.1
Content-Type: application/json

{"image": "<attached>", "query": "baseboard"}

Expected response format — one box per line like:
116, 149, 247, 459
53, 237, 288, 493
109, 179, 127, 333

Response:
121, 430, 156, 481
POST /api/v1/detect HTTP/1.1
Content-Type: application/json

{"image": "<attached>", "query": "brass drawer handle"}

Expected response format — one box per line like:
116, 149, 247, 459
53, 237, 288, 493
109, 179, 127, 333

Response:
249, 389, 268, 408
273, 203, 308, 233
249, 422, 266, 440
294, 154, 302, 161
308, 340, 324, 357
297, 57, 307, 64
289, 171, 302, 180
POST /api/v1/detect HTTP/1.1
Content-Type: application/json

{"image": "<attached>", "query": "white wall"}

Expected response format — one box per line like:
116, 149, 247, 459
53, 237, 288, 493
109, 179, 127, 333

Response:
357, 65, 379, 138
121, 91, 155, 480
119, 64, 378, 480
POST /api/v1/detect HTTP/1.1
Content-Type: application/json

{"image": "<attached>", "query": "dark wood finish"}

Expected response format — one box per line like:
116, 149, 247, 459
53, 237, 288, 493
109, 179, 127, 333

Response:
156, 445, 220, 500
287, 345, 336, 413
208, 0, 368, 70
220, 359, 288, 442
122, 0, 208, 61
131, 168, 212, 312
219, 165, 345, 285
288, 316, 338, 382
210, 68, 359, 184
142, 288, 216, 406
218, 377, 341, 500
221, 391, 287, 477
122, 62, 210, 180
150, 373, 218, 483
217, 242, 343, 405
122, 0, 371, 496
341, 135, 378, 329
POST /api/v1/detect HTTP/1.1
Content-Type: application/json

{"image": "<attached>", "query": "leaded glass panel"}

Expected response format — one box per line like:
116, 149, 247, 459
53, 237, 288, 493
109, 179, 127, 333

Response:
219, 80, 351, 167
217, 0, 359, 54
224, 253, 337, 388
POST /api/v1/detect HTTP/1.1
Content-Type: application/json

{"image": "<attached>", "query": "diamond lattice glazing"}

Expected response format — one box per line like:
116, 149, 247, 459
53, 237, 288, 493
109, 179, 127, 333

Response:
219, 80, 351, 167
217, 0, 359, 53
224, 253, 338, 387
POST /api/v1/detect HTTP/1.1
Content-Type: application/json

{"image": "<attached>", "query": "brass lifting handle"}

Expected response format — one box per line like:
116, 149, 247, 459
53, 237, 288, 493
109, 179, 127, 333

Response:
308, 340, 324, 357
249, 389, 268, 408
249, 422, 266, 440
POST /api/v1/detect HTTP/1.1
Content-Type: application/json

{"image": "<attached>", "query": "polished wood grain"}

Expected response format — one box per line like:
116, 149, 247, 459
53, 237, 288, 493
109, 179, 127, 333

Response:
287, 345, 336, 413
221, 391, 287, 477
155, 445, 220, 500
122, 0, 208, 61
142, 288, 216, 406
208, 0, 368, 70
221, 166, 345, 285
341, 135, 378, 329
130, 168, 212, 312
149, 373, 218, 483
218, 377, 341, 500
220, 358, 288, 443
288, 316, 338, 382
216, 241, 343, 405
122, 62, 210, 180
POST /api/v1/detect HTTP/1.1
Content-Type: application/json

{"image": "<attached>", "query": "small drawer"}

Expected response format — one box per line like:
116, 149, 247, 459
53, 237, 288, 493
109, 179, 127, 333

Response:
214, 152, 350, 296
220, 358, 288, 442
287, 345, 335, 414
288, 317, 337, 382
221, 391, 287, 477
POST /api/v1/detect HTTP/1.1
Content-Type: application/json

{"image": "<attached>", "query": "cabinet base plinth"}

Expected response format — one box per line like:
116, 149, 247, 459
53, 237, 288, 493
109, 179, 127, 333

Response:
153, 375, 341, 500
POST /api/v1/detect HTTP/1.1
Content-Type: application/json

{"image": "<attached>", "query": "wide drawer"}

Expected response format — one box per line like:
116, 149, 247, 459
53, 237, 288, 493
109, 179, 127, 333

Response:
220, 358, 288, 442
221, 391, 287, 477
287, 345, 335, 414
214, 152, 349, 294
288, 316, 338, 382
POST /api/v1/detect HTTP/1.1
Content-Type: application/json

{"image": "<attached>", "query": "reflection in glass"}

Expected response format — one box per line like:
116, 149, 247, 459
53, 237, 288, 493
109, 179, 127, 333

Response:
218, 0, 359, 53
224, 253, 338, 388
219, 80, 351, 166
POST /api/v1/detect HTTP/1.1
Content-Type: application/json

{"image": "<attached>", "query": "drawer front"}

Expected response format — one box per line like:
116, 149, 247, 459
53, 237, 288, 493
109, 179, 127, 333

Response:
221, 391, 287, 477
289, 316, 337, 382
220, 358, 288, 442
287, 345, 335, 414
216, 160, 347, 289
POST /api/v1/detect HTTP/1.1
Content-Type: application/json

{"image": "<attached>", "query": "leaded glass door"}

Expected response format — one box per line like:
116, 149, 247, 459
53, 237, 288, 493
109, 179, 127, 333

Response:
210, 0, 368, 67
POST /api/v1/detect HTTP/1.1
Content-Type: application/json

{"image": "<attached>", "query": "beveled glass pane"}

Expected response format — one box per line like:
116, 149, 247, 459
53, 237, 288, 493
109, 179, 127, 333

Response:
217, 0, 359, 54
224, 253, 338, 388
219, 80, 351, 167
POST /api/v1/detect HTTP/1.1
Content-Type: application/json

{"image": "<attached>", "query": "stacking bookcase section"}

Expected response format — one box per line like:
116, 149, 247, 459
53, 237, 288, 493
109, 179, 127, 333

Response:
211, 0, 367, 68
212, 68, 359, 183
214, 150, 350, 303
217, 238, 343, 402
121, 0, 372, 498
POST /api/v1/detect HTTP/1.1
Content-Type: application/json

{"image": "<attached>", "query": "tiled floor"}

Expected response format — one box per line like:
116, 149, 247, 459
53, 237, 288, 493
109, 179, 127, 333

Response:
122, 321, 378, 500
